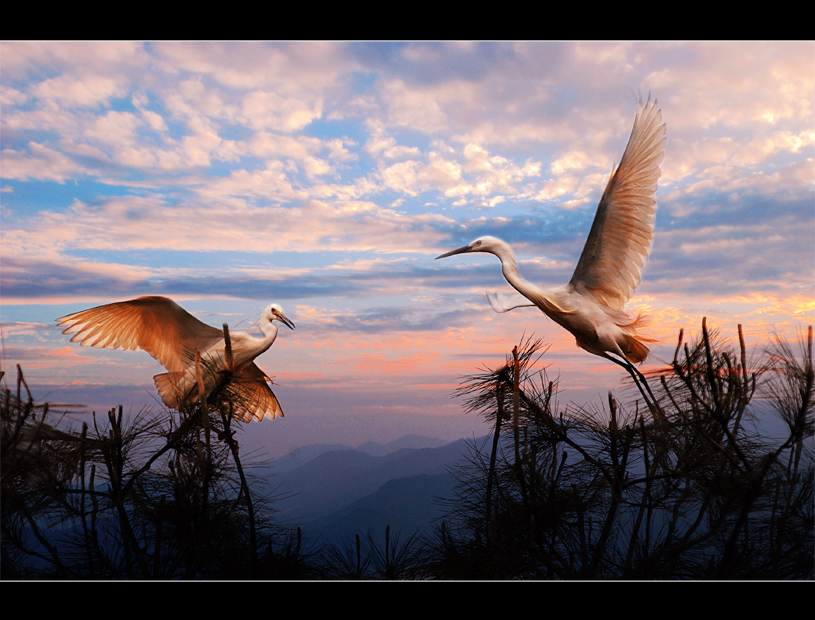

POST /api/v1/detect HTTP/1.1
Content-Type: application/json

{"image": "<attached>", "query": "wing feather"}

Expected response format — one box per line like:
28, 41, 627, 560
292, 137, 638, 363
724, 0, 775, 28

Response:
224, 363, 284, 422
570, 97, 666, 311
56, 296, 223, 372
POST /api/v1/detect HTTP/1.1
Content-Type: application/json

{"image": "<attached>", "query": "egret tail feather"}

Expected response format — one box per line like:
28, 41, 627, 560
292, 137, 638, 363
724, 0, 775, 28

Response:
619, 313, 657, 364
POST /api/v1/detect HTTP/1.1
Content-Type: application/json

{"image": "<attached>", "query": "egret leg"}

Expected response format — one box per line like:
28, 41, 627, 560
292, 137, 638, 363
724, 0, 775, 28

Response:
603, 352, 664, 421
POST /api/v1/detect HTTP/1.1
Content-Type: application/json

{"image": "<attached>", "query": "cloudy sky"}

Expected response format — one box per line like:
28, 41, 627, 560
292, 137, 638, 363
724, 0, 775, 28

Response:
2, 41, 813, 458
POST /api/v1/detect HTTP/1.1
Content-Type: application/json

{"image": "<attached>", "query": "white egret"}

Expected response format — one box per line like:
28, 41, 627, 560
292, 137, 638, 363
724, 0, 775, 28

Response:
437, 97, 666, 417
56, 296, 295, 422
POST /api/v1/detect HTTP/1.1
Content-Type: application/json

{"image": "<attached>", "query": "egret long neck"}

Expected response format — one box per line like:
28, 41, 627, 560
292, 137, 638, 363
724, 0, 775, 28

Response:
495, 243, 539, 299
494, 243, 569, 315
259, 321, 279, 348
233, 321, 278, 366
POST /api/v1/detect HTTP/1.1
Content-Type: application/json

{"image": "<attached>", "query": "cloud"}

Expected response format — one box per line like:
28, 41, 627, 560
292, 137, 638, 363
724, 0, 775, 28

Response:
33, 73, 127, 108
0, 41, 147, 80
241, 90, 323, 132
1, 142, 86, 182
151, 41, 348, 93
380, 79, 450, 132
2, 41, 813, 447
338, 350, 442, 375
2, 193, 454, 258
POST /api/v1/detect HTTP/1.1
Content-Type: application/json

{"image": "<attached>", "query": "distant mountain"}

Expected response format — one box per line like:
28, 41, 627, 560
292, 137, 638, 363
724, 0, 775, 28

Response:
304, 473, 457, 547
270, 443, 354, 472
269, 435, 451, 472
261, 436, 486, 526
355, 435, 450, 457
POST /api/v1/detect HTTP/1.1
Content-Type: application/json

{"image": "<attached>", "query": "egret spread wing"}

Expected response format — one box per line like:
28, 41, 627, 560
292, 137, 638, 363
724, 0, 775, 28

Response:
56, 296, 223, 372
224, 363, 284, 422
570, 98, 666, 312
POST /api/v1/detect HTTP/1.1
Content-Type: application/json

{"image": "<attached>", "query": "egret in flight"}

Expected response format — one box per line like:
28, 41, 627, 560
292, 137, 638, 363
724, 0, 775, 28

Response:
437, 97, 666, 416
56, 296, 295, 422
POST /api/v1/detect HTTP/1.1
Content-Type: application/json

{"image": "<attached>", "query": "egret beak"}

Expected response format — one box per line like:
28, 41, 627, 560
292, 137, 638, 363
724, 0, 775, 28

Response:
436, 244, 473, 260
273, 310, 295, 330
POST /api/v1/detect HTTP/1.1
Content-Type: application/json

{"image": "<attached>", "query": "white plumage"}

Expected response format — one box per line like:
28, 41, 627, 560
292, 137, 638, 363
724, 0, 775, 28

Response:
56, 296, 294, 422
437, 97, 666, 414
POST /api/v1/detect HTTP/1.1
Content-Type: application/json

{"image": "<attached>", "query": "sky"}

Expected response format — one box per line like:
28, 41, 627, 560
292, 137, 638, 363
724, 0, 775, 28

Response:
2, 41, 813, 459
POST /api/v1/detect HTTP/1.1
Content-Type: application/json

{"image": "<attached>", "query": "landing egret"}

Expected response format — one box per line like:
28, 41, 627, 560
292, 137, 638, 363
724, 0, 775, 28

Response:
56, 296, 295, 422
437, 97, 666, 416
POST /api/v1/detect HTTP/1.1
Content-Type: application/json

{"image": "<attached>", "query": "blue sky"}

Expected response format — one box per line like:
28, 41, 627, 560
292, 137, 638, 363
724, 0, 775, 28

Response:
2, 41, 813, 458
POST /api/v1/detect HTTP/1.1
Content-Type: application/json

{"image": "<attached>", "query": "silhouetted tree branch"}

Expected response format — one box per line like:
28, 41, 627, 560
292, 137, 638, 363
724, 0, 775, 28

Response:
425, 321, 814, 579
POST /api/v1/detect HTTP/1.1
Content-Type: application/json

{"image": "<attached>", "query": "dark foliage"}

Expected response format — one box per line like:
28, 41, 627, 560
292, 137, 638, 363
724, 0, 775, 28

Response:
2, 329, 319, 579
3, 320, 812, 580
423, 322, 814, 579
315, 525, 427, 579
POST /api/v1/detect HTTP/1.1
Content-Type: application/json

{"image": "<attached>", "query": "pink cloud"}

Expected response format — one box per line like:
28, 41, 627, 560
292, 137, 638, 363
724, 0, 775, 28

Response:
47, 346, 84, 359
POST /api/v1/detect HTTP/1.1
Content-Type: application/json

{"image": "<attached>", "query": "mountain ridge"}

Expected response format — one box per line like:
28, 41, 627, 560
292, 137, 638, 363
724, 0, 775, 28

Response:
260, 435, 487, 529
270, 434, 451, 472
304, 472, 457, 547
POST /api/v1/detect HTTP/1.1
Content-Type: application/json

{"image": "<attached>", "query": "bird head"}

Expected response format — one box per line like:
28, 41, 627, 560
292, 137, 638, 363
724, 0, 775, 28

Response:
436, 236, 505, 260
265, 304, 295, 330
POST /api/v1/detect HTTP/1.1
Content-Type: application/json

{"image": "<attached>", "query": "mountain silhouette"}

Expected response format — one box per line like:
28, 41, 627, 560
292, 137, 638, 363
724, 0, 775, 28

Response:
304, 473, 458, 547
259, 435, 487, 540
269, 434, 450, 472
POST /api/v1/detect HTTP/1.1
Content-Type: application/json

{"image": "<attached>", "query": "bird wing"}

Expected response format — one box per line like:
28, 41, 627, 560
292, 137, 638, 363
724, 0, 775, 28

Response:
570, 97, 666, 312
486, 291, 536, 313
56, 296, 223, 372
224, 363, 284, 422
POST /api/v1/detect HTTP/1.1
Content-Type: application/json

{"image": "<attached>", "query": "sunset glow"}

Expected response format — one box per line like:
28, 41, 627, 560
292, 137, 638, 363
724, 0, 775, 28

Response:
2, 41, 813, 457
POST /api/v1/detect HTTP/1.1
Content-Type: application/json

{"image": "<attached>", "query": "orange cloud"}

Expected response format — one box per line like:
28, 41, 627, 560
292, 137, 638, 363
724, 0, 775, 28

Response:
339, 350, 442, 375
47, 346, 85, 359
